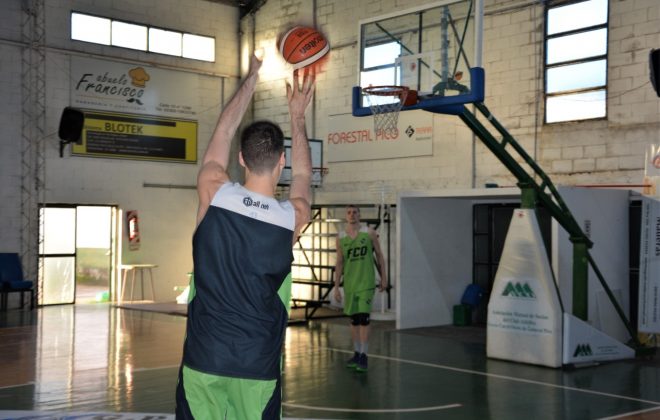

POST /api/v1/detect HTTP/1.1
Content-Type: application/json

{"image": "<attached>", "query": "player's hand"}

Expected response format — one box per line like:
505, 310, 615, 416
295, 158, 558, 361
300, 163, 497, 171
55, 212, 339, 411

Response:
333, 287, 342, 303
248, 52, 263, 77
378, 280, 386, 292
286, 67, 315, 119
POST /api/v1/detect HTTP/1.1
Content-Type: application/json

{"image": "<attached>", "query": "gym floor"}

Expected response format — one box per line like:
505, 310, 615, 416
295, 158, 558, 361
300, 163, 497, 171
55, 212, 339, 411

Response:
0, 304, 659, 420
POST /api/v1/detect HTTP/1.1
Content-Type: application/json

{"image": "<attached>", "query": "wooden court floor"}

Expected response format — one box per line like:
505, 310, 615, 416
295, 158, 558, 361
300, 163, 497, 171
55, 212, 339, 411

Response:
1, 304, 659, 420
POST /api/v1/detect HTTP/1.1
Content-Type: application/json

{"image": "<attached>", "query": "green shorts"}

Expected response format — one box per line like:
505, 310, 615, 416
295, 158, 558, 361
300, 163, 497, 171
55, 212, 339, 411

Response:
180, 365, 278, 420
344, 288, 375, 316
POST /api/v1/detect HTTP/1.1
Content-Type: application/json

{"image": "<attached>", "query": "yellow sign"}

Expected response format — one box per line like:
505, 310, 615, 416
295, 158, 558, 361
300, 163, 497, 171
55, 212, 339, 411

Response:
72, 110, 197, 163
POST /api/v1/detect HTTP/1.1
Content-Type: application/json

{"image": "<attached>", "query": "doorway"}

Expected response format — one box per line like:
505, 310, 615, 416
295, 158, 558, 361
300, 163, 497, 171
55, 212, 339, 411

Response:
39, 205, 118, 305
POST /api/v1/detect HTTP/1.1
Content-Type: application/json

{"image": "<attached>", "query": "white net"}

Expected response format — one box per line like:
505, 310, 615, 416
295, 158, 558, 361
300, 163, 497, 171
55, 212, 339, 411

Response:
363, 86, 408, 137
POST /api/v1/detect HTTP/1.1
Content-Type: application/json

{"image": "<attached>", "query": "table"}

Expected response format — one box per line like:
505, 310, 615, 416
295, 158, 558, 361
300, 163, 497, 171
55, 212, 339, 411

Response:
119, 264, 157, 302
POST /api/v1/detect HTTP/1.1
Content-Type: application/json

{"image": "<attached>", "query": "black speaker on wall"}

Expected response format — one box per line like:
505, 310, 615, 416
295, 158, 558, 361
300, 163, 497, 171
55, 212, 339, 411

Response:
58, 107, 84, 144
650, 49, 660, 97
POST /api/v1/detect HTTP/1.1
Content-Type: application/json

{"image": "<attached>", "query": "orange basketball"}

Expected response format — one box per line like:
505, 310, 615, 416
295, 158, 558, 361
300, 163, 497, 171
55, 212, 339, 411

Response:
279, 26, 329, 70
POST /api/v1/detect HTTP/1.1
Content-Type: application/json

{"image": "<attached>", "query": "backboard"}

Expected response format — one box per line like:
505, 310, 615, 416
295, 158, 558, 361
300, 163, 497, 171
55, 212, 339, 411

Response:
354, 0, 484, 116
280, 137, 324, 188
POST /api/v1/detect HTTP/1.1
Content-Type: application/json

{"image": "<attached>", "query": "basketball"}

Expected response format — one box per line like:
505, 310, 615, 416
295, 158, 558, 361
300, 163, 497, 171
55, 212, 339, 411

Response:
279, 26, 329, 70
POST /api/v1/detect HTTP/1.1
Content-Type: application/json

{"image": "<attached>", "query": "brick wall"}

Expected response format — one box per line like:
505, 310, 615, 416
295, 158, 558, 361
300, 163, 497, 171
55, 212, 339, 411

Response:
247, 0, 660, 196
0, 0, 240, 301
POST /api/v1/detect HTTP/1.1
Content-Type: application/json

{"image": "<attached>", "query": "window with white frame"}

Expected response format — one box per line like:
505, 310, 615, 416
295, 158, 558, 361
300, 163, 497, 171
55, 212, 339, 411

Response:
71, 12, 215, 62
545, 0, 608, 123
360, 41, 402, 104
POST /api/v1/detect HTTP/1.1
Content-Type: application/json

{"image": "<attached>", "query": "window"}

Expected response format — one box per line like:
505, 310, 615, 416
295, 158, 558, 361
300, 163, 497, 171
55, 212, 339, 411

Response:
111, 21, 147, 51
545, 0, 608, 123
149, 28, 182, 56
360, 41, 402, 104
183, 33, 216, 62
71, 12, 215, 62
71, 13, 110, 45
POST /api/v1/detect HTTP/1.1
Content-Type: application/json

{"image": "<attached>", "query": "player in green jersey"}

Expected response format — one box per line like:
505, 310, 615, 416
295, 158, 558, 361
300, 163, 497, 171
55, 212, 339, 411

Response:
333, 205, 387, 372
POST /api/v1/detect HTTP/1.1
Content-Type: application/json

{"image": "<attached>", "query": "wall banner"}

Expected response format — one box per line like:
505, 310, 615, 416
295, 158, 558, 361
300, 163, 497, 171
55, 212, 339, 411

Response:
71, 110, 197, 163
69, 57, 200, 162
326, 110, 433, 162
638, 196, 660, 333
70, 56, 200, 118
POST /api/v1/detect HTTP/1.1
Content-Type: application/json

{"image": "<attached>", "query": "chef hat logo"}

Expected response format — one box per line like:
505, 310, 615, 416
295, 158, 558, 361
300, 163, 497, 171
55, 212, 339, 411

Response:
128, 67, 150, 88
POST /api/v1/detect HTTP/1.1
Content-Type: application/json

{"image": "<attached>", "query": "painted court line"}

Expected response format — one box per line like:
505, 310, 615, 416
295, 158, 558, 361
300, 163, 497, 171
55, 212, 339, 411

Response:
325, 347, 660, 406
598, 405, 660, 420
282, 402, 462, 413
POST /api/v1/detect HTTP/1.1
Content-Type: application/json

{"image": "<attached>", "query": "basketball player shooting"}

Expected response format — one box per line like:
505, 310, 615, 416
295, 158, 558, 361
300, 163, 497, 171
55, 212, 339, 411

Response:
175, 53, 316, 420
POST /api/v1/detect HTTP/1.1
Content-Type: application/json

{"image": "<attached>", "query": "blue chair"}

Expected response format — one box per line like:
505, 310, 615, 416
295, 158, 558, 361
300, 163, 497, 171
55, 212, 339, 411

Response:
0, 253, 35, 311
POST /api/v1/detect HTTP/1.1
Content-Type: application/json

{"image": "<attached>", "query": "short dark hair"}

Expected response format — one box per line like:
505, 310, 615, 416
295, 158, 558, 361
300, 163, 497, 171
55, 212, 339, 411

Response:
240, 120, 284, 174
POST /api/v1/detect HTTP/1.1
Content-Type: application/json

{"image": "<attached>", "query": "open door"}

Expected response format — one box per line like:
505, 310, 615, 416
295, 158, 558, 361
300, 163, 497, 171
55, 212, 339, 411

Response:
39, 206, 77, 305
39, 205, 117, 305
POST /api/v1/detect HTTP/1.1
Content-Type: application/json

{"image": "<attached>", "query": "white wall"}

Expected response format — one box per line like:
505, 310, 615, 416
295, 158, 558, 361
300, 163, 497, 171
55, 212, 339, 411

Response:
397, 189, 520, 328
0, 0, 240, 301
398, 196, 473, 328
0, 1, 25, 252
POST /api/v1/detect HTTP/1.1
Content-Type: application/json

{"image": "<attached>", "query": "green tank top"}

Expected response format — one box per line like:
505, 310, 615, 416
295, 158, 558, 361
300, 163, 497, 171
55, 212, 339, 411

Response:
339, 226, 375, 293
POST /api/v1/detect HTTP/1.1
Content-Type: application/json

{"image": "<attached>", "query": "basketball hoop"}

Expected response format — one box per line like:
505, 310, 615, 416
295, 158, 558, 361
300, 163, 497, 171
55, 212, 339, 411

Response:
311, 167, 329, 186
363, 85, 409, 136
311, 167, 329, 177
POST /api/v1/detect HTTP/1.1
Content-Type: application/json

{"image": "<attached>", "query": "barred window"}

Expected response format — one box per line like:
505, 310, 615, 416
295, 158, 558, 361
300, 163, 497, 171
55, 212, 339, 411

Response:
545, 0, 608, 123
71, 12, 215, 62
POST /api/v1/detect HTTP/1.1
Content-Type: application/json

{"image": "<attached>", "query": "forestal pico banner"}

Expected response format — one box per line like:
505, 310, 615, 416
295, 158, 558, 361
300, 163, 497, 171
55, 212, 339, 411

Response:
69, 57, 200, 163
326, 110, 433, 162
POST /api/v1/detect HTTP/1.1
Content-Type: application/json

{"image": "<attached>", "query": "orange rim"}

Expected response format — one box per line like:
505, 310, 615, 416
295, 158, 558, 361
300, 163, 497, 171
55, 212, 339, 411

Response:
362, 85, 409, 96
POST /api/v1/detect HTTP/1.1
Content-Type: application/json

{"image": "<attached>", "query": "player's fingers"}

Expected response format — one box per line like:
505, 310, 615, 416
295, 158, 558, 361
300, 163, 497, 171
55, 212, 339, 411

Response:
304, 82, 315, 103
286, 81, 292, 100
293, 68, 300, 91
305, 70, 315, 93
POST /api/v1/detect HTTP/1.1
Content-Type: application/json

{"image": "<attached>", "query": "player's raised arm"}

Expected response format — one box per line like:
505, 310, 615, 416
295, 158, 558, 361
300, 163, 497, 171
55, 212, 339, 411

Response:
286, 68, 315, 239
196, 54, 262, 224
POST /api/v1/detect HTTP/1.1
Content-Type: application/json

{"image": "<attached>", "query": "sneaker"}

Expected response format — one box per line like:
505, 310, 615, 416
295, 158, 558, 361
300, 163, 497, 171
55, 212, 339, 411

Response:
346, 351, 360, 369
355, 353, 368, 372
